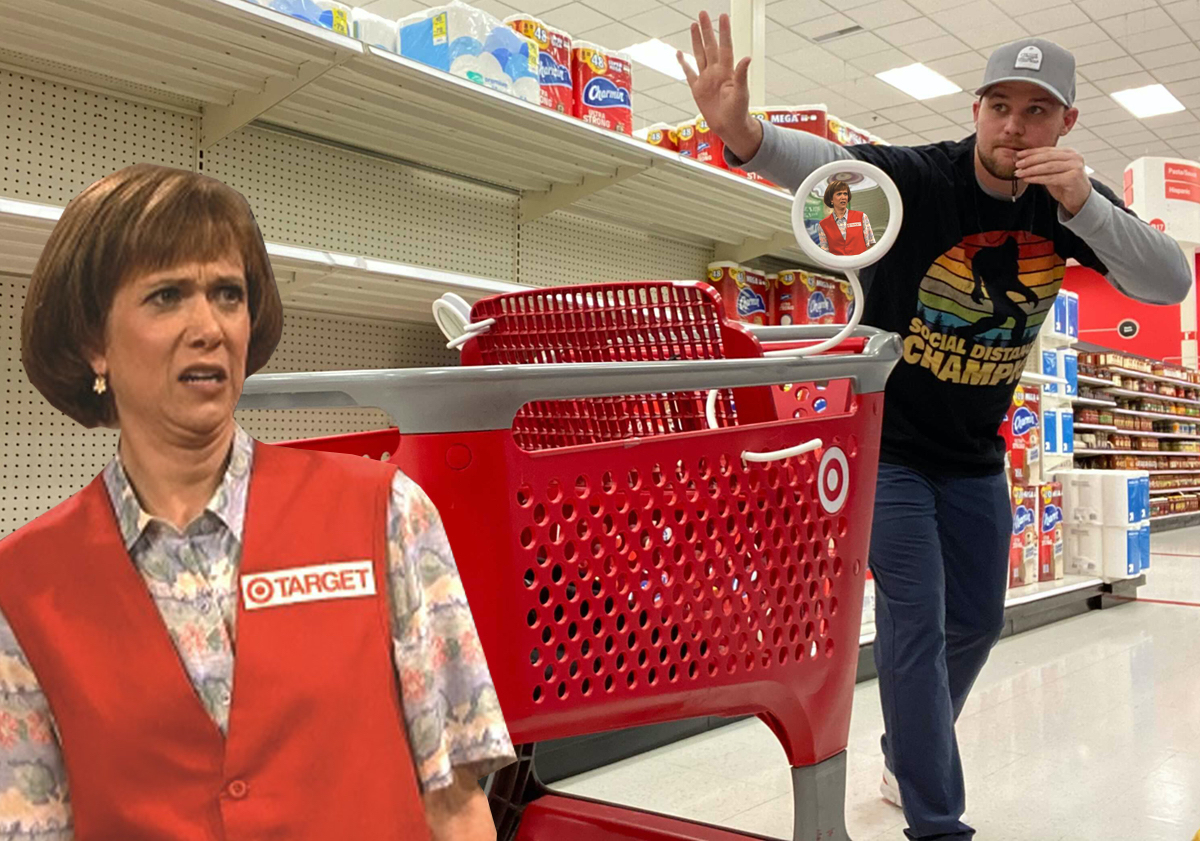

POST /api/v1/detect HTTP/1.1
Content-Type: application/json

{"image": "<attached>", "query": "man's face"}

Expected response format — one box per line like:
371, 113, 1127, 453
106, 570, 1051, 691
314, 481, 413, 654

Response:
973, 81, 1079, 179
833, 189, 849, 212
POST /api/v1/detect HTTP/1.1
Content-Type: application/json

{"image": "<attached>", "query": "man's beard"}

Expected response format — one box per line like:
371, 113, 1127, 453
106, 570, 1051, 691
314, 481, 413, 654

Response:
978, 144, 1017, 180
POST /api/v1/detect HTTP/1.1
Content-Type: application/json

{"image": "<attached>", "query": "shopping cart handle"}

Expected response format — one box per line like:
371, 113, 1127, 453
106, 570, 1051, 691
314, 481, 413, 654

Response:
239, 328, 901, 433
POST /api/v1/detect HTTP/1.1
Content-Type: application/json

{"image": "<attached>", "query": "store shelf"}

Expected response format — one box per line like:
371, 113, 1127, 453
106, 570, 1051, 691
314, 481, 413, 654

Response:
1074, 449, 1200, 457
1107, 366, 1198, 388
1150, 487, 1200, 495
0, 0, 818, 263
1147, 469, 1200, 475
1074, 423, 1119, 432
1073, 397, 1118, 407
1077, 374, 1115, 387
1104, 387, 1200, 407
1152, 510, 1200, 522
1111, 429, 1200, 440
0, 196, 527, 322
1111, 407, 1200, 421
1020, 372, 1069, 387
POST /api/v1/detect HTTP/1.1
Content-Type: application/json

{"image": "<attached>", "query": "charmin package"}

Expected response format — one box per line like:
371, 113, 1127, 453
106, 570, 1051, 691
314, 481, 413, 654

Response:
1009, 484, 1038, 588
827, 115, 872, 146
1001, 385, 1042, 486
506, 16, 573, 114
1038, 482, 1065, 581
641, 123, 678, 152
798, 273, 842, 325
693, 116, 725, 168
572, 42, 633, 135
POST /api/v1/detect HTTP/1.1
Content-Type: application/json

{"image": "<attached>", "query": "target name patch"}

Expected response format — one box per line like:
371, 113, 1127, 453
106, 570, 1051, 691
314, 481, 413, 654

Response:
241, 561, 376, 610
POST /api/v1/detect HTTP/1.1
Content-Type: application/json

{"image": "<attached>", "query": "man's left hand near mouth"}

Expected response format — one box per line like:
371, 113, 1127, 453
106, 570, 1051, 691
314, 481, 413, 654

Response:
1014, 147, 1092, 217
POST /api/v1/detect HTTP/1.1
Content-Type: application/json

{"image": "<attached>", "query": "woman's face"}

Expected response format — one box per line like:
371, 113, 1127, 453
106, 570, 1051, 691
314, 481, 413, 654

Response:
91, 254, 251, 440
832, 189, 849, 212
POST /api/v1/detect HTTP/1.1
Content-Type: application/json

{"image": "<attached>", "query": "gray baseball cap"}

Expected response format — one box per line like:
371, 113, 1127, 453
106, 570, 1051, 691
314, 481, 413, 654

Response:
976, 38, 1076, 107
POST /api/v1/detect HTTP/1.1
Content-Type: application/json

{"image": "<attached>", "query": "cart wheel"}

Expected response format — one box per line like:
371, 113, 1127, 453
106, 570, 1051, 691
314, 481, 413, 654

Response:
488, 743, 543, 841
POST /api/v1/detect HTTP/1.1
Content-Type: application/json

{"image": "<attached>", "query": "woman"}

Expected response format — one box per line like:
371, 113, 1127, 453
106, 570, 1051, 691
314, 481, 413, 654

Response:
0, 164, 513, 840
818, 179, 876, 256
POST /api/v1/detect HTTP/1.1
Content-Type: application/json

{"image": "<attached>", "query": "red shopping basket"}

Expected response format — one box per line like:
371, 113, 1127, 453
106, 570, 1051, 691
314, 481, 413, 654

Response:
256, 282, 901, 841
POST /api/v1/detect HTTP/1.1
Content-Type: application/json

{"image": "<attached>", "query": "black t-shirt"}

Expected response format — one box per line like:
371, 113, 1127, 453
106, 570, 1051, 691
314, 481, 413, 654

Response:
845, 136, 1129, 478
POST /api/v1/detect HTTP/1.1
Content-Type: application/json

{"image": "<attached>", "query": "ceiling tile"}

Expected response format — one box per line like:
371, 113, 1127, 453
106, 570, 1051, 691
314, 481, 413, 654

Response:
1102, 125, 1157, 143
585, 0, 662, 19
1169, 77, 1200, 97
876, 17, 948, 46
1078, 0, 1158, 20
886, 132, 927, 144
791, 12, 858, 39
660, 29, 697, 52
1120, 140, 1176, 156
899, 113, 955, 131
1078, 56, 1144, 81
633, 65, 684, 91
1084, 108, 1137, 127
805, 58, 861, 85
907, 0, 972, 11
832, 31, 893, 56
1070, 40, 1128, 66
361, 0, 434, 14
1152, 122, 1200, 140
582, 21, 644, 49
849, 48, 914, 75
1138, 43, 1200, 70
1073, 82, 1104, 102
1040, 23, 1111, 48
830, 76, 916, 109
922, 125, 969, 141
1120, 26, 1190, 54
652, 80, 700, 105
766, 25, 808, 53
639, 103, 694, 124
1071, 137, 1115, 153
926, 50, 988, 76
1162, 0, 1200, 23
1022, 4, 1089, 33
1092, 71, 1159, 95
1183, 20, 1200, 38
991, 0, 1053, 14
668, 0, 730, 15
936, 0, 1008, 34
764, 62, 814, 97
845, 0, 922, 27
877, 102, 938, 120
1142, 110, 1199, 128
625, 4, 694, 37
1099, 8, 1174, 38
904, 34, 972, 62
1152, 62, 1200, 83
766, 0, 836, 26
540, 3, 611, 34
774, 43, 837, 75
957, 19, 1028, 50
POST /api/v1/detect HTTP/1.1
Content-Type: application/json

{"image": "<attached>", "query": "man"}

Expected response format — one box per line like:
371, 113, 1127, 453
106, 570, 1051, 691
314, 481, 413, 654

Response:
680, 14, 1191, 841
819, 179, 876, 254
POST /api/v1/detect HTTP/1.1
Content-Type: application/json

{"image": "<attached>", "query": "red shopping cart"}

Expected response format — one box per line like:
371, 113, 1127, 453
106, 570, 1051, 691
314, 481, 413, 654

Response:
240, 278, 901, 841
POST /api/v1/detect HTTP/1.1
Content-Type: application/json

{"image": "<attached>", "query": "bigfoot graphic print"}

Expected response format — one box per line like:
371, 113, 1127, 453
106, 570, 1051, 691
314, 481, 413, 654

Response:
840, 137, 1129, 477
905, 231, 1065, 387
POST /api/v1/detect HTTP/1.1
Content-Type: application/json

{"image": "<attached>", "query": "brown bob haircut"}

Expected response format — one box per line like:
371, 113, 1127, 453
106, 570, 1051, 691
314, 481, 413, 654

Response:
22, 163, 283, 429
823, 180, 851, 208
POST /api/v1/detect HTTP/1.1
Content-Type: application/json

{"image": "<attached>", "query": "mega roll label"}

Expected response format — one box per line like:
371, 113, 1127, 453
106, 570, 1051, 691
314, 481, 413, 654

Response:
572, 42, 633, 135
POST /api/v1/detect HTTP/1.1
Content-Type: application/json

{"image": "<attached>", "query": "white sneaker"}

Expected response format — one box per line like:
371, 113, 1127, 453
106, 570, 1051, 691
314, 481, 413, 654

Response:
880, 765, 903, 810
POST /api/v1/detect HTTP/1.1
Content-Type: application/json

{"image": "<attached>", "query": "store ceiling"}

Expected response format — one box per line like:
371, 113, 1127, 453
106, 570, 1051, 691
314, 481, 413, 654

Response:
363, 0, 1200, 193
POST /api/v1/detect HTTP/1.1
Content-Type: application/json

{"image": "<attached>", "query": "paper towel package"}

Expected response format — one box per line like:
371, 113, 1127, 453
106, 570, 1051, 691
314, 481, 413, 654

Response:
352, 8, 398, 51
1040, 348, 1059, 394
1139, 521, 1150, 571
264, 0, 349, 33
1060, 408, 1074, 454
1056, 469, 1103, 524
1066, 523, 1141, 580
400, 2, 510, 94
1058, 348, 1078, 396
572, 42, 633, 135
1066, 291, 1079, 339
484, 26, 541, 103
506, 16, 573, 113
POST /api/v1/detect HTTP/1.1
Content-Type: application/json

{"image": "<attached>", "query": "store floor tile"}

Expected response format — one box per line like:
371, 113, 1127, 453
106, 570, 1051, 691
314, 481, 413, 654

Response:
552, 526, 1200, 840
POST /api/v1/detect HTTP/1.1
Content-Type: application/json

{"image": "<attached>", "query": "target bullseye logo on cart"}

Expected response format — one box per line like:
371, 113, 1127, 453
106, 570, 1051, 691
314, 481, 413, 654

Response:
241, 560, 376, 611
818, 447, 850, 514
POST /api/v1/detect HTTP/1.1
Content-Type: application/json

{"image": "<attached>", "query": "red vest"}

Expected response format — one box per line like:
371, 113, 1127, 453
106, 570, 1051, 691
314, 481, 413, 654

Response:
0, 443, 430, 841
819, 209, 868, 256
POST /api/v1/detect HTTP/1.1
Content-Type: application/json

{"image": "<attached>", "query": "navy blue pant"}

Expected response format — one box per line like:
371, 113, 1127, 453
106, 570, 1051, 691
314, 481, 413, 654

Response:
869, 464, 1012, 840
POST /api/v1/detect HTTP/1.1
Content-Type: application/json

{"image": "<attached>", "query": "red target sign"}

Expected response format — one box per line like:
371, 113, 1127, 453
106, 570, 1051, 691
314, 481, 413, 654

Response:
818, 447, 850, 514
1149, 218, 1166, 232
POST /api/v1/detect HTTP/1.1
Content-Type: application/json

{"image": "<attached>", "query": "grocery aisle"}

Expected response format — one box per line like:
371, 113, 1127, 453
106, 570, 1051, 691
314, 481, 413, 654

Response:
555, 527, 1200, 841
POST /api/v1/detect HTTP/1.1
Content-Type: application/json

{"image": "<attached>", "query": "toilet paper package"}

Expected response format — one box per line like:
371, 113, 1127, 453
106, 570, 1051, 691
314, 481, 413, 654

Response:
675, 120, 697, 158
706, 262, 768, 325
506, 16, 573, 114
827, 115, 872, 146
573, 41, 633, 135
399, 2, 511, 95
484, 26, 541, 103
772, 269, 803, 325
693, 116, 726, 168
746, 105, 827, 185
352, 7, 398, 51
264, 0, 350, 34
642, 123, 678, 153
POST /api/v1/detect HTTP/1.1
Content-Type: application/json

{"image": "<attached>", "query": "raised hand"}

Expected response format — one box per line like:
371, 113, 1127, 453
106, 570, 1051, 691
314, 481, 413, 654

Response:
677, 11, 762, 162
